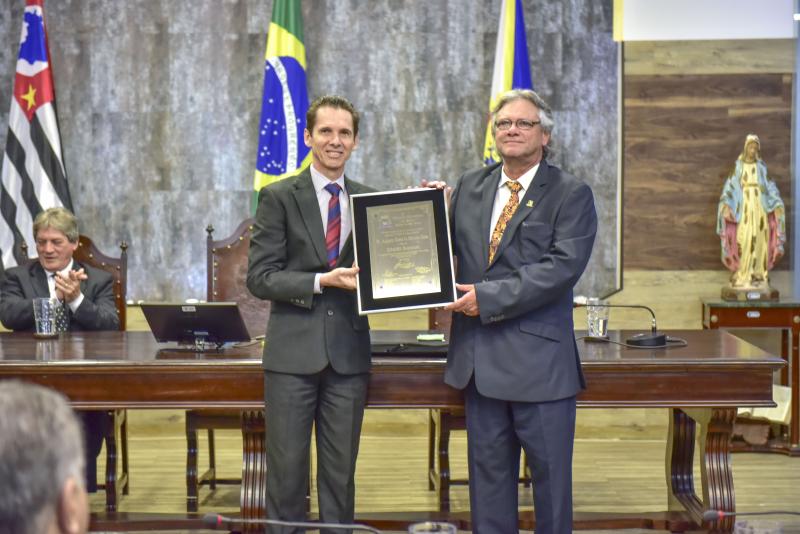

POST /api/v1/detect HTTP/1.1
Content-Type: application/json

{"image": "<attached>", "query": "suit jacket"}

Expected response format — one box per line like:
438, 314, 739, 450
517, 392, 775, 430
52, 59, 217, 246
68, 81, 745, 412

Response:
246, 168, 374, 375
446, 161, 597, 403
0, 260, 120, 332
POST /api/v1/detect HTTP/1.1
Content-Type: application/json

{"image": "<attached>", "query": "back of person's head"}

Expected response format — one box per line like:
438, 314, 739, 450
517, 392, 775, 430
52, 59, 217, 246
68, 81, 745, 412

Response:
33, 207, 79, 243
0, 381, 88, 534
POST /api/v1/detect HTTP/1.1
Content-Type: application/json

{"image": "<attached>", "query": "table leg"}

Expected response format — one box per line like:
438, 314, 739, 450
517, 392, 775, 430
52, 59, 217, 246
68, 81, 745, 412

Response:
104, 415, 119, 512
186, 423, 200, 512
791, 323, 800, 450
437, 411, 453, 512
241, 410, 267, 533
428, 410, 436, 491
781, 329, 790, 386
666, 408, 737, 533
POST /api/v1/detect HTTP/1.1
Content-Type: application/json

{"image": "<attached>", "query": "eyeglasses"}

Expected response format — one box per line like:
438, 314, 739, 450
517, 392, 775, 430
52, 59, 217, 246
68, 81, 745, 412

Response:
495, 119, 541, 131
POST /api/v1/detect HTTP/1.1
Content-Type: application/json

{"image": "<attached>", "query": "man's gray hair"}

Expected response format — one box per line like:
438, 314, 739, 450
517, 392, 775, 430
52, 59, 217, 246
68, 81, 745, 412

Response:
491, 89, 555, 158
0, 381, 85, 534
33, 207, 79, 243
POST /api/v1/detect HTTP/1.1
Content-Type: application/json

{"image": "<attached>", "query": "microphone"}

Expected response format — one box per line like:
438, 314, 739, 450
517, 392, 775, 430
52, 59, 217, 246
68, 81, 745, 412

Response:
573, 300, 666, 347
202, 513, 384, 533
703, 509, 800, 522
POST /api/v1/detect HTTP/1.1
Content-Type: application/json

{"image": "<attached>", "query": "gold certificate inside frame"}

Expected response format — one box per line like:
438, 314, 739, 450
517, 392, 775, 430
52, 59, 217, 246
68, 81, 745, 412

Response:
350, 188, 456, 315
366, 200, 441, 299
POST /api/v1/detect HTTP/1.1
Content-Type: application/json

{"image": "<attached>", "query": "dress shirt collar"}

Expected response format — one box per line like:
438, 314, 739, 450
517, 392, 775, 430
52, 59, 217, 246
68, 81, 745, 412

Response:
499, 162, 539, 193
45, 259, 74, 279
310, 164, 346, 194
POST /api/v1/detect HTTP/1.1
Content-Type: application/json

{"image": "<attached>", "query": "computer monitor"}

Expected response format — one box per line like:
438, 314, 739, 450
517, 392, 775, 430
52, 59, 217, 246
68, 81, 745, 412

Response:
140, 302, 251, 346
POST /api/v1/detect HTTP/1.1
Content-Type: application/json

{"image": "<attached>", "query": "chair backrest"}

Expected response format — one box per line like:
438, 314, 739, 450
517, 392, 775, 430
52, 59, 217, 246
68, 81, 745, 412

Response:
21, 235, 128, 330
207, 218, 269, 339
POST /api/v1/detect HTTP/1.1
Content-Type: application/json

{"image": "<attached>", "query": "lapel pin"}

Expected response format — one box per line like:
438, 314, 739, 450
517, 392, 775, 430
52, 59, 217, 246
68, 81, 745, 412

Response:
526, 200, 534, 208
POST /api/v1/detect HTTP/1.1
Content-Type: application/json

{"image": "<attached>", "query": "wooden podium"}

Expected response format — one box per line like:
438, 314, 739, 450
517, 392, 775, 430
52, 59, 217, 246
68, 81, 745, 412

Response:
703, 299, 800, 456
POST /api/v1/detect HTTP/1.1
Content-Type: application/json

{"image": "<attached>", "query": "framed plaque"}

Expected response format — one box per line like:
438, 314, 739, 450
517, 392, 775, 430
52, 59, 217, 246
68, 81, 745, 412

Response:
351, 187, 456, 315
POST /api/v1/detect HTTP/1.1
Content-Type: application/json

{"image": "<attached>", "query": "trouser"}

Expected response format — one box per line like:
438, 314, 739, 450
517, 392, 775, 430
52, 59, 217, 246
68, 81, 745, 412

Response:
264, 367, 369, 534
465, 379, 577, 534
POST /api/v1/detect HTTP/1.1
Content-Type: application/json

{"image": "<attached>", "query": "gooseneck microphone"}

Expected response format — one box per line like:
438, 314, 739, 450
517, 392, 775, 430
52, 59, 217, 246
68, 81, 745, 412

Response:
574, 301, 666, 347
202, 513, 384, 533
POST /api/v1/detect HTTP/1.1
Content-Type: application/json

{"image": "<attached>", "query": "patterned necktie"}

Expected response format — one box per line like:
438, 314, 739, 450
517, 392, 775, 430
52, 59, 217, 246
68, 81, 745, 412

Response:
488, 181, 523, 263
50, 275, 69, 332
324, 183, 342, 269
54, 301, 69, 333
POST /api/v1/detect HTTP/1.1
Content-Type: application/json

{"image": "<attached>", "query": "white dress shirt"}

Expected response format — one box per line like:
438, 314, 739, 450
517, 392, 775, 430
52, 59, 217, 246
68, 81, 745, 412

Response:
488, 163, 539, 241
46, 259, 84, 311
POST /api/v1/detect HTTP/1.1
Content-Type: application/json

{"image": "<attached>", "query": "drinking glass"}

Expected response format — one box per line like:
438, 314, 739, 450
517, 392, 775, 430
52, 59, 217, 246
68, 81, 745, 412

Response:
32, 297, 59, 338
586, 297, 609, 339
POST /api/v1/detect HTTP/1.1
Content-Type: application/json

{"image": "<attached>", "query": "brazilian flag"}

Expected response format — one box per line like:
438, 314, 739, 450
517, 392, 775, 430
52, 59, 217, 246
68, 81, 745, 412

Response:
483, 0, 533, 165
252, 0, 311, 210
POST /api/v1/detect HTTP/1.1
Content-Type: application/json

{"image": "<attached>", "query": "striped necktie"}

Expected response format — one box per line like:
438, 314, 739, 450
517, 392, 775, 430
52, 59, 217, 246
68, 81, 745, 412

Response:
488, 181, 523, 263
324, 183, 342, 269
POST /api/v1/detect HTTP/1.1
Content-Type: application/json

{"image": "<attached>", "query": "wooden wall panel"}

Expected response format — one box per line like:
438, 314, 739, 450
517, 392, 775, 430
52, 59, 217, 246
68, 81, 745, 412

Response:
625, 39, 795, 76
623, 73, 792, 270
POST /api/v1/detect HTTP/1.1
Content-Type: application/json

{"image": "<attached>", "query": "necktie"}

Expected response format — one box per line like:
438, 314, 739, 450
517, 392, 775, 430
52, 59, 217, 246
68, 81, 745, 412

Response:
50, 274, 69, 333
55, 301, 69, 333
488, 181, 523, 263
324, 183, 342, 269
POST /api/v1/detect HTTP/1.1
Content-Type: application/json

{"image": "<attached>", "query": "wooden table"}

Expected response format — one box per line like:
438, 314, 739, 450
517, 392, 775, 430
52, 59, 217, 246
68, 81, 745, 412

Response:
703, 299, 800, 455
0, 329, 783, 533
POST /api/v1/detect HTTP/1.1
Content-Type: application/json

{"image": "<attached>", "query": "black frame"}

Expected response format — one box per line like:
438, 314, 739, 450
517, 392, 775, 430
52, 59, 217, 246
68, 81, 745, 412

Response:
351, 188, 456, 315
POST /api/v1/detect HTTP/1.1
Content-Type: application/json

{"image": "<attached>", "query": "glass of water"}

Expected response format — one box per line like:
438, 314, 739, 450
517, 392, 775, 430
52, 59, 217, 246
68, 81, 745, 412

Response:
586, 297, 609, 339
32, 297, 59, 338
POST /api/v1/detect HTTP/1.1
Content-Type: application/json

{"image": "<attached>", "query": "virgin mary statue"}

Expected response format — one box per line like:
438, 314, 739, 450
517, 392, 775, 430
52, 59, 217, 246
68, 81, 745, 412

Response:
717, 134, 785, 300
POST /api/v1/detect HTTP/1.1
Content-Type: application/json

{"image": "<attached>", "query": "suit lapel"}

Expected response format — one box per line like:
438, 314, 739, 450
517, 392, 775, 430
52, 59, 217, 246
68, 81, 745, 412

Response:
480, 166, 503, 263
339, 177, 369, 266
27, 262, 50, 298
292, 171, 328, 266
490, 161, 552, 265
73, 260, 88, 297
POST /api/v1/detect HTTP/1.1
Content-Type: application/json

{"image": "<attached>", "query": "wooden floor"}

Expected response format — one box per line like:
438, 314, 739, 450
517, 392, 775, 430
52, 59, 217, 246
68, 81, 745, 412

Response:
89, 408, 800, 533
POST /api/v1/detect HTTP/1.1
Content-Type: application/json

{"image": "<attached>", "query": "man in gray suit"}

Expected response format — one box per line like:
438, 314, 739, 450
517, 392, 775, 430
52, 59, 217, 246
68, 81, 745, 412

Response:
247, 95, 373, 532
0, 206, 119, 494
0, 207, 119, 333
445, 89, 597, 534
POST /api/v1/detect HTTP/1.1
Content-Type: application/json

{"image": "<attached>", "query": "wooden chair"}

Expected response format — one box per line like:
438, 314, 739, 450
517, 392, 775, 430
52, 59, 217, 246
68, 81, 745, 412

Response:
75, 236, 130, 512
185, 218, 270, 512
22, 235, 130, 512
426, 308, 531, 511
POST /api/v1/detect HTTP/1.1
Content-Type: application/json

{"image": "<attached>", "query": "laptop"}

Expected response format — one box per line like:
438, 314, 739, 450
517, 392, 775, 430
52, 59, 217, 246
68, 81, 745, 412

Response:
140, 302, 251, 346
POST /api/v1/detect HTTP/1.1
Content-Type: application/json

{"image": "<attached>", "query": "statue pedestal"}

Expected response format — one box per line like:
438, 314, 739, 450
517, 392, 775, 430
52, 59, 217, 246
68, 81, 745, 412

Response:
721, 284, 779, 302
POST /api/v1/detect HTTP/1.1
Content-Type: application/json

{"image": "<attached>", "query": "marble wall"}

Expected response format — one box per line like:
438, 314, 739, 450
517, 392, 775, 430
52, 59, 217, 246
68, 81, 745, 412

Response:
0, 0, 617, 301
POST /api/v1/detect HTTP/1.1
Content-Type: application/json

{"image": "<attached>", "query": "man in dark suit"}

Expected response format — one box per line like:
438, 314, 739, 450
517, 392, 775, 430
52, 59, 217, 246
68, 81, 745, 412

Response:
445, 89, 597, 534
247, 95, 373, 532
0, 208, 119, 332
0, 206, 119, 493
